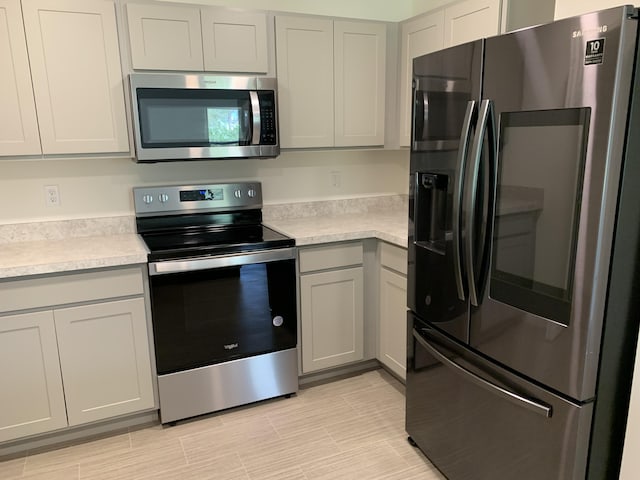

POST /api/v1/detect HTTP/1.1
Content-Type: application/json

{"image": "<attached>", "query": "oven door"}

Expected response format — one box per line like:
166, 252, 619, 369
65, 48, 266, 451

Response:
148, 248, 297, 376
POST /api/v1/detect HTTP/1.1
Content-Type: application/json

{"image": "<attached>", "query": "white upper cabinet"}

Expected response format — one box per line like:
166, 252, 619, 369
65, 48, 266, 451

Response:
0, 0, 41, 156
201, 9, 268, 73
276, 16, 334, 148
444, 0, 501, 48
276, 15, 387, 149
126, 3, 204, 71
398, 10, 445, 147
334, 21, 386, 147
126, 2, 269, 73
21, 0, 129, 155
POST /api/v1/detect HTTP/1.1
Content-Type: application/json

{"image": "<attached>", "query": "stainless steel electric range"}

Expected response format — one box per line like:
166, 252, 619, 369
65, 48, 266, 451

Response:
134, 182, 298, 424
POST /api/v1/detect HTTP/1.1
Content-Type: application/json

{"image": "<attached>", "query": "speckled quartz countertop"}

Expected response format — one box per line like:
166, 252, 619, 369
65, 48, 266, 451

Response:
266, 211, 408, 247
263, 195, 409, 248
0, 217, 148, 279
0, 196, 409, 280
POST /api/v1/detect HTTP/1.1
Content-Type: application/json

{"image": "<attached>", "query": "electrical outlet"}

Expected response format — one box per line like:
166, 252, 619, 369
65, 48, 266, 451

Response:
44, 185, 60, 207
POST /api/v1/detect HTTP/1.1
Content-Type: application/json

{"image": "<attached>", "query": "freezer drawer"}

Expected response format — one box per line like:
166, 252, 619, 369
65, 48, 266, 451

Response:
406, 314, 593, 480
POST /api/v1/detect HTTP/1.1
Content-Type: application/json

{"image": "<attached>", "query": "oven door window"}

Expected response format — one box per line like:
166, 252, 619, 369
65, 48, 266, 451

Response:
136, 88, 253, 148
150, 259, 297, 375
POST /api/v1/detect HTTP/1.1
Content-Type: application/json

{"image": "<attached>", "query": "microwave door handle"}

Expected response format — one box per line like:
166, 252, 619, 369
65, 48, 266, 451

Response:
249, 91, 261, 145
452, 100, 477, 302
464, 99, 493, 307
413, 90, 427, 148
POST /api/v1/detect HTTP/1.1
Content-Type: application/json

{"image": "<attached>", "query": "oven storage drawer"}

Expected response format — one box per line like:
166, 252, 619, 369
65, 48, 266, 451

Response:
406, 314, 593, 480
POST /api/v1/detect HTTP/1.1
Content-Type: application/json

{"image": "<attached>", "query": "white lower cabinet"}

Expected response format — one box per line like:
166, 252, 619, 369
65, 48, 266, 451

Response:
299, 242, 364, 373
54, 298, 154, 426
0, 267, 155, 444
0, 311, 67, 443
378, 242, 408, 380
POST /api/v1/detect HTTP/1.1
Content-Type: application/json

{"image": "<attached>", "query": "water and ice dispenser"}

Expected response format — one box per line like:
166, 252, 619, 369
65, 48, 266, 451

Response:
414, 172, 449, 254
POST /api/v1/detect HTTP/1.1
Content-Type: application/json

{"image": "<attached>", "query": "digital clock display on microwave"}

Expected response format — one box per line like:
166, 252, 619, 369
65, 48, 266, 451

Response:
179, 188, 224, 202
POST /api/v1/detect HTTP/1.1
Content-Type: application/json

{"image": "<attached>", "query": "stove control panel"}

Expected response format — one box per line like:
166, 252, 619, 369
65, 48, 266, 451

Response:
133, 182, 263, 216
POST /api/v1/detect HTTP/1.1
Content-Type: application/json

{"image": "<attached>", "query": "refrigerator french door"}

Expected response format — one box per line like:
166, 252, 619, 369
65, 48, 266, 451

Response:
406, 6, 640, 480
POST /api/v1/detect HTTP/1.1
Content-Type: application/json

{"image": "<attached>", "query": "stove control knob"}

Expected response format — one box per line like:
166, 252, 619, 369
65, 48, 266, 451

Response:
142, 194, 153, 205
248, 189, 256, 198
159, 193, 169, 203
234, 189, 242, 199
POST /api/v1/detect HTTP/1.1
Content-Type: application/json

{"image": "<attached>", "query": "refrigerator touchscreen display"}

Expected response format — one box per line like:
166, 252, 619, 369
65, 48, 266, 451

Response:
490, 108, 590, 325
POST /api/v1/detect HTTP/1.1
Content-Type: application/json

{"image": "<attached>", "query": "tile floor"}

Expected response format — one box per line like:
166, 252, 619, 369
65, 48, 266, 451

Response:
0, 369, 446, 479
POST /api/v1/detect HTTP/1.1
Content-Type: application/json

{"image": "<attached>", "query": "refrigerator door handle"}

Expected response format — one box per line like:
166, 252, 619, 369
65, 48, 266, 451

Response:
413, 329, 552, 418
464, 99, 495, 306
453, 100, 477, 301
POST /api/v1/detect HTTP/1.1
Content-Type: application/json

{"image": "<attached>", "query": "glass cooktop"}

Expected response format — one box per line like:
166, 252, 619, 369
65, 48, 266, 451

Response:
141, 224, 294, 262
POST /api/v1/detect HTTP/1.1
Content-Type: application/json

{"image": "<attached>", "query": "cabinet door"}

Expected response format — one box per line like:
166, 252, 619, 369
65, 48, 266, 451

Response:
0, 0, 41, 156
444, 0, 501, 48
379, 267, 408, 380
21, 0, 129, 154
202, 9, 268, 73
54, 298, 154, 426
275, 16, 334, 148
334, 21, 386, 147
126, 3, 203, 71
300, 267, 364, 372
399, 10, 445, 147
0, 311, 67, 442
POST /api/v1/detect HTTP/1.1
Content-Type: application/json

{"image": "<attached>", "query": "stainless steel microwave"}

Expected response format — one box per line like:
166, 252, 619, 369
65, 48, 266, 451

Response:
129, 74, 279, 162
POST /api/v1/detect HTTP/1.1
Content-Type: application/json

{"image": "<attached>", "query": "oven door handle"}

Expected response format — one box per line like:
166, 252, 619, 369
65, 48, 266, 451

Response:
149, 247, 296, 275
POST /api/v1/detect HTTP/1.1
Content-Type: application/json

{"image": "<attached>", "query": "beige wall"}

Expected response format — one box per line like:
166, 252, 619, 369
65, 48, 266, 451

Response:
159, 0, 456, 21
554, 0, 629, 19
0, 149, 409, 224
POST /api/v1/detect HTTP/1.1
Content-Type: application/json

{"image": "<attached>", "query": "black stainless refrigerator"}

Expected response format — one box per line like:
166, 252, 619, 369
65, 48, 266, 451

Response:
406, 6, 640, 480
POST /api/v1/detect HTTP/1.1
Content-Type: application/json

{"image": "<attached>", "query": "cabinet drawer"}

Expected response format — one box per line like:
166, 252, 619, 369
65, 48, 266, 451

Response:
380, 242, 407, 275
0, 267, 144, 313
299, 242, 363, 273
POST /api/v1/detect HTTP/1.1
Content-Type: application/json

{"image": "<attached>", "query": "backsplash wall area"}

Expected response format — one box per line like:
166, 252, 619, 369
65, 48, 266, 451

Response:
0, 149, 409, 224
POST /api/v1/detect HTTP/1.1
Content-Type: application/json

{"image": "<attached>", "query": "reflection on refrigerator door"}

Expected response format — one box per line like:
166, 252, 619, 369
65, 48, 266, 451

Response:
406, 314, 592, 480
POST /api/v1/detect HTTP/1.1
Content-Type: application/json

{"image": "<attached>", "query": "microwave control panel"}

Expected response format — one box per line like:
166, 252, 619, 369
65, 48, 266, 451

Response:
259, 92, 277, 145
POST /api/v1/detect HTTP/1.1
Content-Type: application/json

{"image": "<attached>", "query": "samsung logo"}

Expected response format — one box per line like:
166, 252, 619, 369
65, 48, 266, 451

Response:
573, 25, 608, 38
224, 343, 239, 350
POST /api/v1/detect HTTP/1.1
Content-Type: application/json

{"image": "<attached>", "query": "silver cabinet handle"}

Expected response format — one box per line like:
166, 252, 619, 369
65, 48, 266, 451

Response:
413, 329, 552, 418
250, 91, 261, 145
149, 247, 296, 275
453, 100, 477, 301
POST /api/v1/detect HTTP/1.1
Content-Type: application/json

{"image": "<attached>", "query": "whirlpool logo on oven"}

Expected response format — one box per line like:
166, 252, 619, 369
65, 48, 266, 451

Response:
224, 343, 239, 350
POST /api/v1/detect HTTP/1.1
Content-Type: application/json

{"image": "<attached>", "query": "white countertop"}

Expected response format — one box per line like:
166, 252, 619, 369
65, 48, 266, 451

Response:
266, 209, 408, 248
0, 234, 149, 279
0, 200, 409, 280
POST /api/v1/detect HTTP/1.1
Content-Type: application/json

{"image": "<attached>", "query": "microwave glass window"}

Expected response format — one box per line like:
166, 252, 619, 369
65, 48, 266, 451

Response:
137, 88, 252, 148
207, 107, 242, 144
